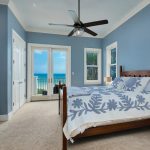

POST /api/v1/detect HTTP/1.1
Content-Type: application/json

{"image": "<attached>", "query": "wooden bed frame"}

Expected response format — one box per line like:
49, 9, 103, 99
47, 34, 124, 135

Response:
60, 66, 150, 150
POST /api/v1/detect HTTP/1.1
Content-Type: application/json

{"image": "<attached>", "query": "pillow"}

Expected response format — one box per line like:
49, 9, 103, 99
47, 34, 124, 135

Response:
111, 77, 126, 90
123, 77, 150, 92
143, 79, 150, 93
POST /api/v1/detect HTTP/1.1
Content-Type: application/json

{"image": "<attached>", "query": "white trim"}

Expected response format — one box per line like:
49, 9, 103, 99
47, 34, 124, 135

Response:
27, 43, 71, 102
0, 111, 13, 122
84, 48, 102, 85
106, 42, 118, 79
104, 0, 150, 37
0, 0, 9, 5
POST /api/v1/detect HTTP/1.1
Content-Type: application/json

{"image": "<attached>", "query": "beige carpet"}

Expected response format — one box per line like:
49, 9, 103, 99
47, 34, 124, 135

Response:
0, 101, 150, 150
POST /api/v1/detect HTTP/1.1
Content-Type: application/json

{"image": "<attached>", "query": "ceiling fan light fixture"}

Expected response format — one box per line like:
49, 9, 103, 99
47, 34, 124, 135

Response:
74, 28, 84, 36
48, 0, 108, 37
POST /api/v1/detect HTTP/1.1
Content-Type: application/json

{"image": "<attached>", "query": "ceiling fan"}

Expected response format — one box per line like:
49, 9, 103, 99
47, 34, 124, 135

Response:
48, 0, 108, 37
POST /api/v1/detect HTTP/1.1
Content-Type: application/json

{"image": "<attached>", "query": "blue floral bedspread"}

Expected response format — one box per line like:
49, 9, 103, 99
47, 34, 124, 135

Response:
63, 86, 150, 140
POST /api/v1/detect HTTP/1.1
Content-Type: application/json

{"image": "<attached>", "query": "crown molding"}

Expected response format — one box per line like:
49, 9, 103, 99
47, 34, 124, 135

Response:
104, 0, 150, 38
0, 0, 9, 5
8, 0, 28, 30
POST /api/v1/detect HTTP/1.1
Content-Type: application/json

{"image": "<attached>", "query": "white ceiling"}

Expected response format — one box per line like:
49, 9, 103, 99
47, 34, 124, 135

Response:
8, 0, 150, 37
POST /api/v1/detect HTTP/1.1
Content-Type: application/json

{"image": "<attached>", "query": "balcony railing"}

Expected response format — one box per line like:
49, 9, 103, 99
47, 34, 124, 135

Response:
33, 77, 66, 95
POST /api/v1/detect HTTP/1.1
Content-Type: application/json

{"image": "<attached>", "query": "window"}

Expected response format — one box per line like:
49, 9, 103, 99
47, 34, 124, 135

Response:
84, 48, 101, 84
106, 42, 117, 80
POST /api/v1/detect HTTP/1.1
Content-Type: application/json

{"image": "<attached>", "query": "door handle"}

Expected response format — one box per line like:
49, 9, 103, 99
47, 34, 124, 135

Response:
19, 81, 23, 84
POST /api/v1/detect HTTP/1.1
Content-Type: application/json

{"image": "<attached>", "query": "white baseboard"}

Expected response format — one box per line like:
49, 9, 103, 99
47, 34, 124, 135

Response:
0, 111, 13, 122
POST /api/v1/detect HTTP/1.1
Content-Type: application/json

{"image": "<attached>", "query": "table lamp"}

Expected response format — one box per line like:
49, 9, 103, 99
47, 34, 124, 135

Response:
104, 77, 112, 85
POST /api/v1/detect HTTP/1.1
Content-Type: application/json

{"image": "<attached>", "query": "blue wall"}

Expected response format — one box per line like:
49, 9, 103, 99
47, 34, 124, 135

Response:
7, 8, 26, 113
27, 32, 102, 86
102, 4, 150, 79
0, 5, 8, 115
0, 5, 26, 115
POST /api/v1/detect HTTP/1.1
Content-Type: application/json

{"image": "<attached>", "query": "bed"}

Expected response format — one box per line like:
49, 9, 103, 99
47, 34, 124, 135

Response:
59, 66, 150, 150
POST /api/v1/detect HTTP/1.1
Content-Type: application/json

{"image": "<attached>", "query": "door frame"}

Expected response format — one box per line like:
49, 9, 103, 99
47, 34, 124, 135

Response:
12, 30, 26, 112
27, 43, 71, 102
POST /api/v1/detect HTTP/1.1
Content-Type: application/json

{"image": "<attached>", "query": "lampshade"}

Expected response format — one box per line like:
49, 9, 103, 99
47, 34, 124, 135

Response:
104, 77, 112, 82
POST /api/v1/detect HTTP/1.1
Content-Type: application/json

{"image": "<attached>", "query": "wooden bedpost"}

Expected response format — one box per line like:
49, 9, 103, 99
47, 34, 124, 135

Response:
62, 86, 67, 150
120, 65, 123, 77
58, 81, 61, 115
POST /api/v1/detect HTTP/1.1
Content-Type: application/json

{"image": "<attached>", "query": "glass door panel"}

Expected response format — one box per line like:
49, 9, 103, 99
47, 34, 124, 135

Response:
33, 49, 48, 96
52, 50, 67, 95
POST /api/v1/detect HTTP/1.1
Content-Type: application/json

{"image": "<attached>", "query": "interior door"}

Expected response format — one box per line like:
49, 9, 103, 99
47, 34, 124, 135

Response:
13, 31, 26, 112
13, 44, 20, 112
19, 42, 26, 106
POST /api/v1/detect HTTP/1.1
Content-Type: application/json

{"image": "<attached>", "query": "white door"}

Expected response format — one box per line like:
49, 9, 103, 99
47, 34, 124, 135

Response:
13, 31, 26, 112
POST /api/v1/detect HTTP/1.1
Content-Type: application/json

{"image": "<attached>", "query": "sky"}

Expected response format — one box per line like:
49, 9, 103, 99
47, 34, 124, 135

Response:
34, 50, 66, 74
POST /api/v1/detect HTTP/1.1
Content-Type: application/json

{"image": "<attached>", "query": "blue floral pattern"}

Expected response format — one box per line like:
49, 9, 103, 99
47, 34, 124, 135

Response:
107, 99, 117, 111
123, 77, 142, 91
68, 87, 150, 121
72, 99, 83, 108
111, 77, 124, 89
136, 95, 145, 104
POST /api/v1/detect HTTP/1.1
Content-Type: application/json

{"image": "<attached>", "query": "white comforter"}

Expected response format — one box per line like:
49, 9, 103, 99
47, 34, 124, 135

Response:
63, 86, 150, 140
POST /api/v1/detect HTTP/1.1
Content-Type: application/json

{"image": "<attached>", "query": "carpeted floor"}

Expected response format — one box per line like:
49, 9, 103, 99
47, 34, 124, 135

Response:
0, 101, 150, 150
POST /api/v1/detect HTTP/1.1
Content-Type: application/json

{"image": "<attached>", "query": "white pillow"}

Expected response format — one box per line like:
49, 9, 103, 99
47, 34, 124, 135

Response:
143, 79, 150, 93
123, 77, 150, 92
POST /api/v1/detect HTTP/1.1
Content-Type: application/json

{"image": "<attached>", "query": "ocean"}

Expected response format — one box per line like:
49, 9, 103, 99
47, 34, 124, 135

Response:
34, 73, 66, 89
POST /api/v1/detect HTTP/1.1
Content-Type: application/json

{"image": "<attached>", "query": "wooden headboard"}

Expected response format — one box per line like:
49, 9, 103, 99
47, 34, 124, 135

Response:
120, 66, 150, 77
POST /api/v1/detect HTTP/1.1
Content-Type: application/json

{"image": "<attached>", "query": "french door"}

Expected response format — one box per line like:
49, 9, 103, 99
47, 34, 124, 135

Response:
31, 47, 67, 101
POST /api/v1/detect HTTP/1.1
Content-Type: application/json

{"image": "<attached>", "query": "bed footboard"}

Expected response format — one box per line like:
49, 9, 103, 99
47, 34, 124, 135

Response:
60, 85, 67, 150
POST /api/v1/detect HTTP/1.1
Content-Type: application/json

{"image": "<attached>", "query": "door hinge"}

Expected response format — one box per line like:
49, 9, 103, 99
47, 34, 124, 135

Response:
13, 38, 15, 43
13, 102, 14, 106
13, 81, 14, 85
13, 60, 15, 64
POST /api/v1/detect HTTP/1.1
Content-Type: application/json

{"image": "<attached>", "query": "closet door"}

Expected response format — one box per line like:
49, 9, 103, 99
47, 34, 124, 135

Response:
12, 31, 26, 112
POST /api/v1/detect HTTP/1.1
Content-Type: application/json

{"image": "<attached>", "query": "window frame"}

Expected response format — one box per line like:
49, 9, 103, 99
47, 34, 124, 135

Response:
106, 42, 117, 80
84, 48, 101, 85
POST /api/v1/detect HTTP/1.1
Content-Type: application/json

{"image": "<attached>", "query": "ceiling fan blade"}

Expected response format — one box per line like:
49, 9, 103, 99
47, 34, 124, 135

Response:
68, 10, 81, 24
84, 28, 97, 36
48, 23, 74, 27
68, 28, 77, 36
84, 20, 108, 27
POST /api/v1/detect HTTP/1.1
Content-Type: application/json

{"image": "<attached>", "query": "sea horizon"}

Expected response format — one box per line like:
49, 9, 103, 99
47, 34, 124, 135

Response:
34, 73, 66, 85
